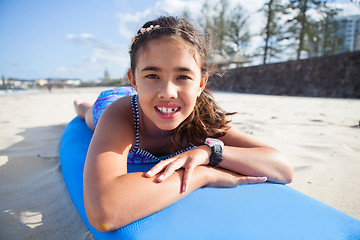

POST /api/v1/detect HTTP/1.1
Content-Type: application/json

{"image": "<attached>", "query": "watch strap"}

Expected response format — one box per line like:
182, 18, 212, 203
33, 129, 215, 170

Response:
205, 138, 223, 167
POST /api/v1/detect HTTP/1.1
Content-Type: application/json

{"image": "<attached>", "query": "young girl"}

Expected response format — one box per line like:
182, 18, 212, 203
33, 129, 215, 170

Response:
74, 16, 293, 232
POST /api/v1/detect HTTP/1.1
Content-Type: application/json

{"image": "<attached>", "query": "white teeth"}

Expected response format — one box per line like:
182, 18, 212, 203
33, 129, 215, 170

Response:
157, 107, 179, 114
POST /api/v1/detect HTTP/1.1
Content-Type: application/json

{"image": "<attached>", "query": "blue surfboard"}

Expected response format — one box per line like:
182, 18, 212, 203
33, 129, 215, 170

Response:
60, 117, 360, 240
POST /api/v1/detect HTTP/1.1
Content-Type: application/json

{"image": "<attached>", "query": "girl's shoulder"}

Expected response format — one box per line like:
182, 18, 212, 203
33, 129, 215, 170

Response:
96, 95, 135, 136
104, 95, 133, 122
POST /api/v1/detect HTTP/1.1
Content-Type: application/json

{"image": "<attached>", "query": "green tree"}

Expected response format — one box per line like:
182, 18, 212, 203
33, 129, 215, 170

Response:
305, 2, 343, 57
181, 7, 191, 22
225, 4, 250, 56
209, 0, 229, 54
260, 0, 287, 64
198, 0, 250, 56
319, 3, 343, 55
285, 0, 323, 59
199, 1, 215, 51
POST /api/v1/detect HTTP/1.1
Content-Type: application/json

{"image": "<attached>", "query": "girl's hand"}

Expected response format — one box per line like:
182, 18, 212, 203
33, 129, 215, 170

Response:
145, 145, 211, 193
204, 166, 267, 188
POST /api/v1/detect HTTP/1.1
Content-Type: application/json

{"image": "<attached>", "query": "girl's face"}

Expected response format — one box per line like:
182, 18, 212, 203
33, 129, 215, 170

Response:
128, 37, 207, 133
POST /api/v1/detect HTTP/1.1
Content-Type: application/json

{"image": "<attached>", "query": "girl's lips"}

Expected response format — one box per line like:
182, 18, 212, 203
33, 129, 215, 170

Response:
154, 104, 181, 119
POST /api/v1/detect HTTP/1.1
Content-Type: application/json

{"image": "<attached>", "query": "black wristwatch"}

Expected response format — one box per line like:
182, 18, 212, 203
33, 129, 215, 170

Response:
204, 138, 224, 167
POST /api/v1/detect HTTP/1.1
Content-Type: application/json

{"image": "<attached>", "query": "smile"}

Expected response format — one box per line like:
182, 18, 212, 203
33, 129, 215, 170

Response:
156, 106, 180, 115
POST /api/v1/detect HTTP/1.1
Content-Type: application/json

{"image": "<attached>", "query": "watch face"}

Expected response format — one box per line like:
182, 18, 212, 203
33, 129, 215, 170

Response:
205, 138, 224, 148
213, 145, 223, 154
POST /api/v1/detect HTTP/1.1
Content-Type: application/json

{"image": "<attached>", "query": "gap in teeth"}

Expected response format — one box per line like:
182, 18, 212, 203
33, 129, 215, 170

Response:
157, 107, 178, 114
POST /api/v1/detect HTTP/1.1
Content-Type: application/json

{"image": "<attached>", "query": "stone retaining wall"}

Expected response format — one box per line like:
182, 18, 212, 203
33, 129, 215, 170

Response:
209, 51, 360, 98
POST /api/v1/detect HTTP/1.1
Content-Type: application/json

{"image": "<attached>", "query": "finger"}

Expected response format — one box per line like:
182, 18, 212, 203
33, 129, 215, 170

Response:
182, 164, 195, 193
157, 159, 183, 182
145, 159, 174, 177
237, 176, 267, 185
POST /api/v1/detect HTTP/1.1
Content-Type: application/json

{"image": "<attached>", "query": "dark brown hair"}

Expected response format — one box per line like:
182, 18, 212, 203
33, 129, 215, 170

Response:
129, 16, 233, 145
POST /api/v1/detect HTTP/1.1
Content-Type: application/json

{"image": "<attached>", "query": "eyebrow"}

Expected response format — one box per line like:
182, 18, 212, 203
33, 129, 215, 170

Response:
175, 67, 193, 72
141, 66, 194, 73
141, 66, 161, 72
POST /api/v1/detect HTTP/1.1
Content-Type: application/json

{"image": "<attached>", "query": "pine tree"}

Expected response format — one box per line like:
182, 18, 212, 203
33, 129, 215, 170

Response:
181, 7, 191, 22
225, 4, 250, 56
285, 0, 323, 59
304, 2, 343, 57
260, 0, 286, 64
198, 0, 250, 56
319, 3, 343, 56
199, 1, 215, 51
210, 0, 229, 54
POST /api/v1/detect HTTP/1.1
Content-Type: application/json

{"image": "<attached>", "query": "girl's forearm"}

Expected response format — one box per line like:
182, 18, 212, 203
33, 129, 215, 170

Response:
84, 167, 209, 232
219, 146, 293, 184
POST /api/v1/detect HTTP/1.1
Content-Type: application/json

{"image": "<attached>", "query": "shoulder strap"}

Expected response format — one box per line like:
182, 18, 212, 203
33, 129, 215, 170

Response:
130, 94, 140, 150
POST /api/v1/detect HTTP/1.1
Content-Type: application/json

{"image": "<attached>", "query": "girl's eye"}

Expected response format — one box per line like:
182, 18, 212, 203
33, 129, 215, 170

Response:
146, 74, 158, 79
178, 75, 190, 80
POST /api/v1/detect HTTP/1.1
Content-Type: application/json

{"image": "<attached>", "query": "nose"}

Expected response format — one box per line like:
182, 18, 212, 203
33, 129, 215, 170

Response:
158, 80, 178, 99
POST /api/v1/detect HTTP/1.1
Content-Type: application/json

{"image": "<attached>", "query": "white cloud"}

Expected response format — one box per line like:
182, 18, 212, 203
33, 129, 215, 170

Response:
64, 33, 130, 79
66, 33, 95, 40
117, 11, 152, 40
328, 2, 360, 17
116, 0, 203, 41
154, 0, 202, 14
66, 33, 121, 51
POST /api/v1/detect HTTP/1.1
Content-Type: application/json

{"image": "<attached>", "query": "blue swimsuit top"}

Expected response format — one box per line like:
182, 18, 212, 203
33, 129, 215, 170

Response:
127, 95, 196, 164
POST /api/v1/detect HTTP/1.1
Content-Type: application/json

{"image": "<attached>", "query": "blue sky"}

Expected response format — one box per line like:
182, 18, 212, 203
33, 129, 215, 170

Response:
0, 0, 359, 81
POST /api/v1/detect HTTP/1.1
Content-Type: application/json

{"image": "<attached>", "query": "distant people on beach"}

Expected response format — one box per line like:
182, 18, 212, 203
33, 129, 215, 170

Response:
47, 84, 52, 92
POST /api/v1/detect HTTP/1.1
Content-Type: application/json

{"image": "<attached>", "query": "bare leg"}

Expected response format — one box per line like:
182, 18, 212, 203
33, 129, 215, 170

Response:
74, 100, 95, 131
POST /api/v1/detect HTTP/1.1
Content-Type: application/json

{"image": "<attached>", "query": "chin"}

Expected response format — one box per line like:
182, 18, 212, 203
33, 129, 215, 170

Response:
156, 123, 179, 131
154, 119, 183, 131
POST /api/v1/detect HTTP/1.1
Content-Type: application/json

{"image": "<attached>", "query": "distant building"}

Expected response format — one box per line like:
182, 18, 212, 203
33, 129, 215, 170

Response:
336, 14, 360, 53
65, 79, 82, 86
2, 78, 35, 89
103, 68, 111, 83
47, 78, 82, 87
1, 77, 81, 90
351, 0, 360, 6
307, 13, 360, 57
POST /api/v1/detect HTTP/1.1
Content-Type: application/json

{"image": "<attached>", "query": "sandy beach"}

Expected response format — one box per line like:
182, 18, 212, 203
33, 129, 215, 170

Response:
1, 87, 359, 239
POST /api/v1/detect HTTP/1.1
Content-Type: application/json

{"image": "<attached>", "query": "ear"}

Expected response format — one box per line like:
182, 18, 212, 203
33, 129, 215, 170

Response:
127, 69, 137, 91
199, 74, 208, 94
